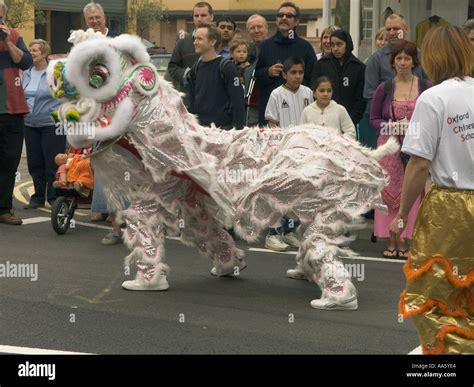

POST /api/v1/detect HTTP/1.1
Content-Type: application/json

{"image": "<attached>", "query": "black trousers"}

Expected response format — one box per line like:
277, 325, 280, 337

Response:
0, 114, 24, 215
24, 125, 67, 204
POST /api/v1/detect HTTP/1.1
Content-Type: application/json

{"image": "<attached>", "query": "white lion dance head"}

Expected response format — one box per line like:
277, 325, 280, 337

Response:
49, 30, 160, 148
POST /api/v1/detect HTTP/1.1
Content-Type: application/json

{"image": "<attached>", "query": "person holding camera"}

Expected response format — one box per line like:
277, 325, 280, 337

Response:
0, 2, 33, 225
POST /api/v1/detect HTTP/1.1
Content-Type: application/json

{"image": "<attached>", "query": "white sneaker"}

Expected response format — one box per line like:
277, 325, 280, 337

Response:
281, 232, 300, 248
122, 275, 169, 291
286, 267, 306, 280
265, 235, 290, 252
101, 231, 122, 245
310, 283, 358, 311
338, 232, 352, 248
210, 260, 247, 277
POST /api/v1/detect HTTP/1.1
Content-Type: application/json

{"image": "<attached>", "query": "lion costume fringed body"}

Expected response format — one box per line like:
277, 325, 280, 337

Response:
50, 31, 399, 309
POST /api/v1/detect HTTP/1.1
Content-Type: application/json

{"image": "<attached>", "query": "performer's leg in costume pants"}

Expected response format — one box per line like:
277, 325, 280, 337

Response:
296, 208, 358, 309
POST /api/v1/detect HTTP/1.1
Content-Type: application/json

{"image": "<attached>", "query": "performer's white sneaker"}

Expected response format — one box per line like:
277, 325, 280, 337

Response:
310, 283, 358, 311
122, 275, 169, 291
281, 232, 300, 248
210, 260, 247, 277
286, 267, 306, 280
265, 235, 290, 251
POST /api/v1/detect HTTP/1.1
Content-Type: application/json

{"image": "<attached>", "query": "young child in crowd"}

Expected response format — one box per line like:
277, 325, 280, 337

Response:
230, 38, 253, 95
300, 76, 356, 139
52, 150, 93, 197
265, 56, 313, 129
263, 56, 314, 252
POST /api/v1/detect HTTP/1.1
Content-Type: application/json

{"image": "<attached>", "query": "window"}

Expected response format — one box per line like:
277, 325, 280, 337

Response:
362, 7, 373, 39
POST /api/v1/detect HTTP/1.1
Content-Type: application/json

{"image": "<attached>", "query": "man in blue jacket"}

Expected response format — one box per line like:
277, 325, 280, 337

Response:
256, 2, 316, 126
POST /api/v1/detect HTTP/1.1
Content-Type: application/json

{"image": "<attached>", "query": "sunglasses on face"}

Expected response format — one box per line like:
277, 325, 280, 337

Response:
277, 13, 296, 19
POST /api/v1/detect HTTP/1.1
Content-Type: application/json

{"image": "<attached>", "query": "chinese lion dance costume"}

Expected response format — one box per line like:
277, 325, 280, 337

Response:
49, 31, 399, 310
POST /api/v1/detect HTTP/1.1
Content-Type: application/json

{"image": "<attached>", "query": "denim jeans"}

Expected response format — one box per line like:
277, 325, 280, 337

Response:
91, 175, 109, 213
267, 216, 300, 236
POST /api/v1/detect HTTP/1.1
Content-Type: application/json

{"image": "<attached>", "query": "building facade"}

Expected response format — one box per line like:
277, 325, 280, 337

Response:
149, 0, 334, 54
34, 0, 126, 53
13, 0, 474, 58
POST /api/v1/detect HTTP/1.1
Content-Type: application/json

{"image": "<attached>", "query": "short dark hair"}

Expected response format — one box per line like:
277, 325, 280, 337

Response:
390, 39, 420, 69
196, 23, 221, 48
282, 56, 305, 73
217, 16, 236, 31
312, 76, 332, 91
193, 2, 213, 14
278, 2, 300, 19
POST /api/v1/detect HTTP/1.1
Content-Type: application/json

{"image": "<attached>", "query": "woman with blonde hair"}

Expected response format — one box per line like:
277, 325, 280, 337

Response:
390, 26, 474, 354
317, 25, 340, 60
23, 39, 66, 209
374, 27, 387, 49
364, 27, 387, 64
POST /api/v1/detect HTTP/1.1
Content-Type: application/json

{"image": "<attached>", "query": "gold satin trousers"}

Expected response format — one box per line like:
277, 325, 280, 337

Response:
400, 185, 474, 354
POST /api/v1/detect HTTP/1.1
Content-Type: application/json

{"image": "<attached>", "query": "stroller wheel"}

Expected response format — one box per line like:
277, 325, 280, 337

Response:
51, 196, 76, 235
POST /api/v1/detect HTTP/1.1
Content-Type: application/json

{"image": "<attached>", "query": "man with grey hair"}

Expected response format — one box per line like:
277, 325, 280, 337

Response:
247, 14, 268, 44
245, 14, 268, 126
83, 2, 120, 238
83, 2, 115, 37
462, 19, 474, 46
364, 13, 423, 115
246, 14, 268, 64
0, 1, 33, 225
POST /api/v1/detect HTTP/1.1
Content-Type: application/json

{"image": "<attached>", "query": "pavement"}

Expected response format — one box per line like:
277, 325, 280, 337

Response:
0, 148, 420, 354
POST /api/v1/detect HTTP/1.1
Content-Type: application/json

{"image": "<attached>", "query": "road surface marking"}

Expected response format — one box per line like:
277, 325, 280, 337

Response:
14, 180, 88, 216
19, 218, 404, 264
409, 346, 422, 355
22, 217, 51, 225
75, 221, 113, 231
248, 247, 404, 263
0, 344, 93, 355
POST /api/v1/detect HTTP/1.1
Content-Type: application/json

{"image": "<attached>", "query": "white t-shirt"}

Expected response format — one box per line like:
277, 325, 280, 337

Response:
265, 85, 313, 128
402, 77, 474, 189
299, 100, 356, 139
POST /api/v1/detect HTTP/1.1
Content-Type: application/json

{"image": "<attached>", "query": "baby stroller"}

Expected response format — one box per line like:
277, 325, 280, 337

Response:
51, 147, 93, 235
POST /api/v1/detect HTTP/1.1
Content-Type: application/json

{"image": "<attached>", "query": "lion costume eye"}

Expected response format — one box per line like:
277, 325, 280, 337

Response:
89, 64, 109, 88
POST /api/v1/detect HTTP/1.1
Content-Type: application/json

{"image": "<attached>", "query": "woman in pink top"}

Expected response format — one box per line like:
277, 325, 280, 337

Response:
369, 40, 432, 259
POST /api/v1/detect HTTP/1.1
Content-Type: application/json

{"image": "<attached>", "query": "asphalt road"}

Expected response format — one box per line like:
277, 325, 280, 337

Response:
0, 152, 419, 354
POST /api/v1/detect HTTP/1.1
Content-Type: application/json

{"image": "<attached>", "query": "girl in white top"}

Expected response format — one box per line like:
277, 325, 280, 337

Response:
390, 26, 474, 355
300, 76, 356, 139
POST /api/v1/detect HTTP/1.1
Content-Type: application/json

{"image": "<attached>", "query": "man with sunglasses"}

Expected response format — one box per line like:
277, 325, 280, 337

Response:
256, 1, 316, 127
